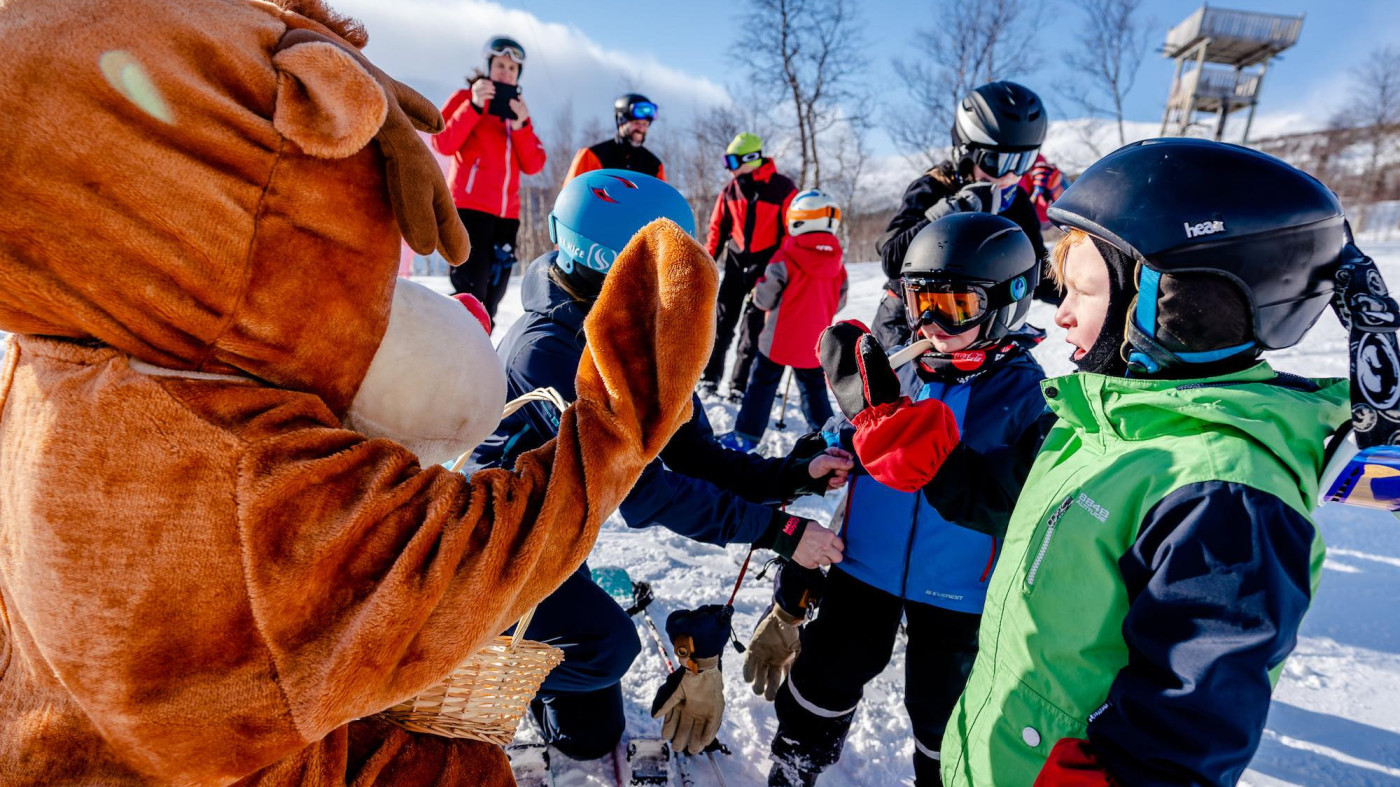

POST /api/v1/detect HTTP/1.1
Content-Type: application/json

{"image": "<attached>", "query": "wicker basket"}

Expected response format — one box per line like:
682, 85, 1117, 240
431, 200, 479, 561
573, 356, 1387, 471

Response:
379, 388, 571, 744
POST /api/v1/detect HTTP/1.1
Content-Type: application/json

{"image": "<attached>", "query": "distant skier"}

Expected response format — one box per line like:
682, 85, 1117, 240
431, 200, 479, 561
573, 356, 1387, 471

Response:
841, 139, 1355, 786
700, 133, 799, 401
720, 189, 848, 451
563, 92, 667, 183
755, 213, 1050, 787
873, 81, 1053, 350
432, 35, 546, 322
469, 170, 852, 764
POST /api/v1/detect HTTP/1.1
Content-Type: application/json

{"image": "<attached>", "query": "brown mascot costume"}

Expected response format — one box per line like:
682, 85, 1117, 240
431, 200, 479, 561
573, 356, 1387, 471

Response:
0, 0, 717, 784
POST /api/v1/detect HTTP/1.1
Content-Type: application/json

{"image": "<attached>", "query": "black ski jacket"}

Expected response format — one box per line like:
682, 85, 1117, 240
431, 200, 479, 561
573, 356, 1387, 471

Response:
878, 162, 1054, 302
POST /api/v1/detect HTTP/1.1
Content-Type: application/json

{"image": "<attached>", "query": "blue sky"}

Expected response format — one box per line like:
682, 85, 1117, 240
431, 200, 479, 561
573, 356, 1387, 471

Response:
342, 0, 1400, 165
489, 0, 1397, 138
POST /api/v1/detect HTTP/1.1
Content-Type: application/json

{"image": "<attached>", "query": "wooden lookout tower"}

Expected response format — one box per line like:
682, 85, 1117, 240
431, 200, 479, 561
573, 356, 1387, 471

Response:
1159, 5, 1303, 144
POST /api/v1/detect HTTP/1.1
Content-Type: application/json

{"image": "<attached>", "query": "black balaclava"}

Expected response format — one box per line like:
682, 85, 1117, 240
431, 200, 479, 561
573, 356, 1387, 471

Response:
1075, 236, 1136, 376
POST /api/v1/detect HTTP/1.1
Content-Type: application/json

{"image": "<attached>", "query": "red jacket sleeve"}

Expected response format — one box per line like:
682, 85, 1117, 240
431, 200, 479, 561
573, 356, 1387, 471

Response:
706, 184, 730, 259
851, 397, 960, 493
432, 88, 482, 156
511, 121, 547, 176
657, 162, 668, 182
564, 147, 601, 185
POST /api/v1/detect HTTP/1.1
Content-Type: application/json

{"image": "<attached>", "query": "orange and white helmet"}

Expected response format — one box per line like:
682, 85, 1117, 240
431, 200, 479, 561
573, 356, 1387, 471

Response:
787, 189, 841, 236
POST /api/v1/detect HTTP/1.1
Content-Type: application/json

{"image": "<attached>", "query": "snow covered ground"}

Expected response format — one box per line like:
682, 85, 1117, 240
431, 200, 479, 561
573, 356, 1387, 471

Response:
420, 243, 1400, 786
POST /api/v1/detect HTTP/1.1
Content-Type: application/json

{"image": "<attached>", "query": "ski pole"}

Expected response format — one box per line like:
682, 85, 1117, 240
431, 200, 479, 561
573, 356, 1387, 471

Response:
774, 369, 793, 431
705, 751, 729, 786
640, 608, 676, 674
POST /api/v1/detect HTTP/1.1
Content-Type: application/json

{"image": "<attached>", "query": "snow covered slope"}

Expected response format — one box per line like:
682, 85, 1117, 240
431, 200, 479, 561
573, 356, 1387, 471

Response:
450, 244, 1400, 786
1, 247, 1391, 784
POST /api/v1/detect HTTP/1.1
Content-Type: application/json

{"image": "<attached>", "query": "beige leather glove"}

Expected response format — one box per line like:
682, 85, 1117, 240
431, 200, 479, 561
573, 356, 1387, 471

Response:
743, 605, 802, 701
651, 656, 724, 754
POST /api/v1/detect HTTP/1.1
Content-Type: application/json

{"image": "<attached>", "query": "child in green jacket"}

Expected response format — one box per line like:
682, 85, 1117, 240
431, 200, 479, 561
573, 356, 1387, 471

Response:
823, 138, 1356, 786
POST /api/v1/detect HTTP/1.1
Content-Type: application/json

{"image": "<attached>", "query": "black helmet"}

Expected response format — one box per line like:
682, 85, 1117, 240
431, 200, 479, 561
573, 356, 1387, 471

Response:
900, 212, 1039, 348
483, 35, 526, 75
952, 81, 1047, 178
614, 93, 658, 127
1048, 137, 1346, 374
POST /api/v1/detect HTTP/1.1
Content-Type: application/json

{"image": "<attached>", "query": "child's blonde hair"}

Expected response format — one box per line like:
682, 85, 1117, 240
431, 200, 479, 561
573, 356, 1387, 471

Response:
1049, 228, 1091, 290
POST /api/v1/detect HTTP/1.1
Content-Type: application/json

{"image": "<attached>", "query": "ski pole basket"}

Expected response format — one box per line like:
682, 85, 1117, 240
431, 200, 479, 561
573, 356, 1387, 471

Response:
380, 388, 571, 745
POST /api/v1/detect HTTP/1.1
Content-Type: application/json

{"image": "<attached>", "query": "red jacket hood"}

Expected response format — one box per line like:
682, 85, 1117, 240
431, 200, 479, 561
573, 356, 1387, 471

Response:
781, 232, 844, 278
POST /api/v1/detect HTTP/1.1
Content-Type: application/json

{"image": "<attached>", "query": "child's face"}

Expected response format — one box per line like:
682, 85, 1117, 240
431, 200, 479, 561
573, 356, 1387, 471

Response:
919, 323, 979, 353
1053, 239, 1112, 363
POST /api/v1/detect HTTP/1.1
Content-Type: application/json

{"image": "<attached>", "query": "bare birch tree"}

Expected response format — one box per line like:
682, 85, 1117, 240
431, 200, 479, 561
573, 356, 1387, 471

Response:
889, 0, 1043, 167
1058, 0, 1149, 148
733, 0, 866, 189
1332, 45, 1400, 201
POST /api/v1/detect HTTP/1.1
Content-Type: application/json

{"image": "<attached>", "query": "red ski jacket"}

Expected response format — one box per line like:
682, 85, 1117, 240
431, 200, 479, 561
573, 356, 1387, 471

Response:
432, 87, 547, 219
705, 160, 797, 268
752, 232, 848, 369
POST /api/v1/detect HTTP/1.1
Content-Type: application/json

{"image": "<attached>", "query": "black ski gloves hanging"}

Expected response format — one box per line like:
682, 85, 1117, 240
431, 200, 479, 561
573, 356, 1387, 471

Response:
819, 320, 902, 421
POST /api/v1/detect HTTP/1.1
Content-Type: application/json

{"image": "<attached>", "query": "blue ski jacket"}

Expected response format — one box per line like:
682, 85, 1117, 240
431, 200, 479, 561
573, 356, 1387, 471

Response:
833, 350, 1047, 613
470, 254, 787, 547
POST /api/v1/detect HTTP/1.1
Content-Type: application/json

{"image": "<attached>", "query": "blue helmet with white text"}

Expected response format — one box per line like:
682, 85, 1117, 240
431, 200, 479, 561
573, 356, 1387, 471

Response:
549, 169, 695, 298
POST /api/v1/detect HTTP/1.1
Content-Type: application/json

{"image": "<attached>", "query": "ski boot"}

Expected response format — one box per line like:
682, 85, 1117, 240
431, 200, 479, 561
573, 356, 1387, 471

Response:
717, 431, 759, 453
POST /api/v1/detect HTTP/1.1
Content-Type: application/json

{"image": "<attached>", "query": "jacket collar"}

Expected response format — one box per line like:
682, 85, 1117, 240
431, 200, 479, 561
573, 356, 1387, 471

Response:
738, 159, 777, 184
520, 253, 587, 335
1042, 362, 1348, 492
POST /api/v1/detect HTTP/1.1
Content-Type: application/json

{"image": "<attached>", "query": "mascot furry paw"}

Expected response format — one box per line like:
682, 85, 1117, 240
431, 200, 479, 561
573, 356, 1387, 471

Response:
0, 1, 715, 784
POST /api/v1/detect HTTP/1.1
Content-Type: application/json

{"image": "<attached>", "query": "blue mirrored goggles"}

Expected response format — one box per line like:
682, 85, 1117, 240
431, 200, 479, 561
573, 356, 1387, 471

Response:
970, 146, 1038, 178
723, 150, 763, 170
1322, 442, 1400, 511
623, 102, 658, 121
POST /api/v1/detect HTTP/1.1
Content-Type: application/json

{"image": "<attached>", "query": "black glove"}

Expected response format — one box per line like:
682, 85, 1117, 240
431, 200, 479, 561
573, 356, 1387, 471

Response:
819, 320, 902, 421
923, 181, 996, 222
773, 558, 826, 620
754, 510, 813, 561
778, 432, 836, 500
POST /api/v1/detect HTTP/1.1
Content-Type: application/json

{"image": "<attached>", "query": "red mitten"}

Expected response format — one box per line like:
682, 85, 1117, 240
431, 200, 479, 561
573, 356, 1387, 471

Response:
453, 293, 492, 335
1033, 738, 1119, 787
851, 397, 959, 492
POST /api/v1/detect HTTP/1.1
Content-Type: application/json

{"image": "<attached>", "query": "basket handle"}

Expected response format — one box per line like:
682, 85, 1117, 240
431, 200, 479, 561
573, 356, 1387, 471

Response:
449, 387, 570, 473
447, 387, 574, 651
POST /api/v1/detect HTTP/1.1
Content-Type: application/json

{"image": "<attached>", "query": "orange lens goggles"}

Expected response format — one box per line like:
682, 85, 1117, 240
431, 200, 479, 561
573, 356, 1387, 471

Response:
903, 283, 988, 329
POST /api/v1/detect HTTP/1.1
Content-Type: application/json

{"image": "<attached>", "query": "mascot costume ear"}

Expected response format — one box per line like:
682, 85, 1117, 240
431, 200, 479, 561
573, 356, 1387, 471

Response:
272, 29, 499, 464
273, 27, 470, 262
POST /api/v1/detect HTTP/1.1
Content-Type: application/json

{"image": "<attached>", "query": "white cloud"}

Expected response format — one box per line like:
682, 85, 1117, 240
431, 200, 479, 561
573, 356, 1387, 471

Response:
333, 0, 731, 144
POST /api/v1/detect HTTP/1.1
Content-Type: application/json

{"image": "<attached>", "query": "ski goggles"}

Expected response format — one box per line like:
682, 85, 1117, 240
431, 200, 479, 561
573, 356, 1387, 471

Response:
1321, 441, 1400, 511
485, 40, 526, 64
968, 146, 1039, 178
621, 101, 658, 122
902, 271, 1033, 334
724, 150, 763, 170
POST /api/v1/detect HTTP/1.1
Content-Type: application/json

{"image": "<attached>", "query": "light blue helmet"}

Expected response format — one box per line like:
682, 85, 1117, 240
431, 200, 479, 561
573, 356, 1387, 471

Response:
549, 169, 695, 297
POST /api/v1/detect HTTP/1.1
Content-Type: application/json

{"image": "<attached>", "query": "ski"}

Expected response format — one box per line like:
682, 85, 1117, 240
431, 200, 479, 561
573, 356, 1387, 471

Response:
506, 742, 552, 787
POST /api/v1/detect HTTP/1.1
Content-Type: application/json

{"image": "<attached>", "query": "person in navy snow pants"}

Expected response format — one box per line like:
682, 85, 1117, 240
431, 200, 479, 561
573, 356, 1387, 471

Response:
752, 213, 1052, 787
